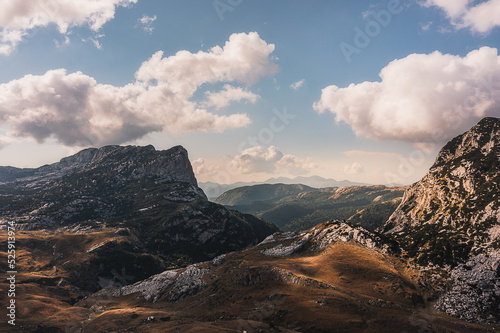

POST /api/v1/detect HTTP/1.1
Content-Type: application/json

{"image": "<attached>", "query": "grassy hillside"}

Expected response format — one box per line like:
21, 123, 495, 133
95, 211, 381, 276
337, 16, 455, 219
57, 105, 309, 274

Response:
9, 221, 496, 332
215, 183, 317, 206
216, 184, 406, 232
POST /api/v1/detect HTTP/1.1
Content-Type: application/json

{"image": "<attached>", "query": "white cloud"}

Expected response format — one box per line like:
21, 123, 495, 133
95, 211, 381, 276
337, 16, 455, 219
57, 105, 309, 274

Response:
138, 14, 156, 33
192, 158, 218, 177
54, 35, 71, 48
412, 142, 437, 154
423, 0, 500, 33
276, 154, 318, 175
420, 21, 433, 31
344, 162, 365, 175
0, 0, 137, 54
423, 0, 470, 18
0, 32, 278, 148
230, 146, 283, 174
135, 32, 279, 97
204, 85, 260, 110
0, 135, 12, 150
229, 146, 316, 175
290, 79, 305, 91
314, 47, 500, 143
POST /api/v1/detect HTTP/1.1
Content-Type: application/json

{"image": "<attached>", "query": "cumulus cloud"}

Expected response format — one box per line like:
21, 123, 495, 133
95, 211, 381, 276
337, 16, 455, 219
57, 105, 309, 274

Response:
136, 32, 279, 97
344, 162, 365, 175
423, 0, 500, 33
192, 158, 218, 177
138, 14, 156, 33
0, 32, 278, 147
204, 85, 260, 110
290, 79, 305, 91
229, 146, 316, 175
314, 47, 500, 143
230, 146, 283, 174
276, 153, 318, 175
0, 0, 138, 54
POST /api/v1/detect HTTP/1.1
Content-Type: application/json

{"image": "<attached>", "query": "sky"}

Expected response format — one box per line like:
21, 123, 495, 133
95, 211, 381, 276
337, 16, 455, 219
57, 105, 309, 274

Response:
0, 0, 499, 186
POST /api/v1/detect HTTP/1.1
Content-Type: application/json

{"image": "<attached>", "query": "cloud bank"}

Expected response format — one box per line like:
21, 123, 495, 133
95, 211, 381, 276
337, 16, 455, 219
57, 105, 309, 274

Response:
314, 46, 500, 143
0, 0, 138, 54
229, 146, 317, 175
0, 32, 278, 147
423, 0, 500, 33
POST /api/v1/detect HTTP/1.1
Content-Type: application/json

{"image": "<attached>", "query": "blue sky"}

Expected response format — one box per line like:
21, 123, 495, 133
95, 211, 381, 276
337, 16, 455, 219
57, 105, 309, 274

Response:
0, 0, 499, 185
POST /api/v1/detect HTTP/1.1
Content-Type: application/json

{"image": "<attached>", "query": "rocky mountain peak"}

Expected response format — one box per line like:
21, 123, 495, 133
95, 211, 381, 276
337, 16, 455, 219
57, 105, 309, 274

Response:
381, 117, 500, 324
0, 144, 208, 230
383, 117, 500, 239
432, 116, 500, 171
38, 144, 198, 187
1, 144, 199, 191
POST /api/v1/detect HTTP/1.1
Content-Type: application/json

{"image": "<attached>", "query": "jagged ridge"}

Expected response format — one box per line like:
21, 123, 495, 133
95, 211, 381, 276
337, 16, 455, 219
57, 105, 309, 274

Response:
382, 117, 500, 324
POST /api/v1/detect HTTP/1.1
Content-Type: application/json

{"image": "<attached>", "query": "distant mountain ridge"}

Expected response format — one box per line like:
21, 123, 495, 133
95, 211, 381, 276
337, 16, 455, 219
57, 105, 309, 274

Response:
215, 183, 317, 206
200, 175, 368, 199
215, 183, 405, 232
264, 175, 368, 188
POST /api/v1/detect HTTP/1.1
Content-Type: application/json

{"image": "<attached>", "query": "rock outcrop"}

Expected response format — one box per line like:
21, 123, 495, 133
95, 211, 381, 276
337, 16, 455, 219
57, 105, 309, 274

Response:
382, 117, 500, 324
260, 220, 399, 257
0, 145, 206, 230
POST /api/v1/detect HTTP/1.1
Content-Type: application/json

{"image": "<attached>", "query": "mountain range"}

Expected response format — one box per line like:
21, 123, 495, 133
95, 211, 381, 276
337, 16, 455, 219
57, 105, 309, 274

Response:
0, 118, 499, 332
199, 175, 368, 199
215, 183, 405, 232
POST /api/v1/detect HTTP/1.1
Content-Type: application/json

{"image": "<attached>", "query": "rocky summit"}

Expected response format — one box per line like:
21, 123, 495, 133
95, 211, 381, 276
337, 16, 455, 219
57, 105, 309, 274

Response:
0, 145, 205, 230
0, 145, 277, 291
382, 117, 500, 324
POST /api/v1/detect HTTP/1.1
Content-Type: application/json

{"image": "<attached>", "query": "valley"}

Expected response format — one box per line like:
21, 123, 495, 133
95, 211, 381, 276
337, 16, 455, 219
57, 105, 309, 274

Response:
215, 184, 405, 232
1, 118, 500, 332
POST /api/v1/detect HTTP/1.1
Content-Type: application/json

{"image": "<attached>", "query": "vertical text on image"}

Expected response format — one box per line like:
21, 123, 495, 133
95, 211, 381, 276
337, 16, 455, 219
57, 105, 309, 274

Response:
6, 220, 17, 326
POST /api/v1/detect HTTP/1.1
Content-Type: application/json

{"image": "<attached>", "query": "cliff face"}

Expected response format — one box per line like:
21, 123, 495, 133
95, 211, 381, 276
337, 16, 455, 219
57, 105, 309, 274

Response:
0, 145, 277, 291
0, 145, 206, 230
0, 144, 200, 190
385, 117, 500, 236
382, 117, 500, 324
